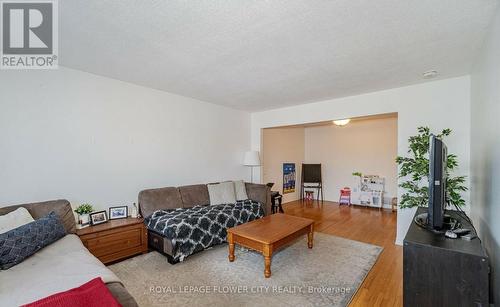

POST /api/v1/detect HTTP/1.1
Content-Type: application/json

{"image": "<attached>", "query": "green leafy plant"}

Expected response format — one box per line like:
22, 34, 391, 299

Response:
395, 127, 467, 209
352, 172, 363, 177
74, 203, 94, 215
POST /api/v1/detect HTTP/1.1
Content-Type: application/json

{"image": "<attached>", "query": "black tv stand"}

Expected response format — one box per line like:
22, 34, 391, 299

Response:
404, 207, 489, 306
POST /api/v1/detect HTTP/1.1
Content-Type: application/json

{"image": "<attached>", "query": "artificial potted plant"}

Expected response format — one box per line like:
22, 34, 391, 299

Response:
396, 127, 467, 209
75, 203, 94, 229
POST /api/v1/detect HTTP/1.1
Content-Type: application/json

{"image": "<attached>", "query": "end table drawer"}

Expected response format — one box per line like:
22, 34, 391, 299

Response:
85, 228, 142, 257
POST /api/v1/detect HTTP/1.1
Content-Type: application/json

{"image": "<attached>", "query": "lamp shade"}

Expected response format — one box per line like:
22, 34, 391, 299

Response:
243, 151, 260, 166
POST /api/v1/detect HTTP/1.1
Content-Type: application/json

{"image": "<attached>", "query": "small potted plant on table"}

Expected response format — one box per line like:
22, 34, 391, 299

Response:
75, 203, 94, 229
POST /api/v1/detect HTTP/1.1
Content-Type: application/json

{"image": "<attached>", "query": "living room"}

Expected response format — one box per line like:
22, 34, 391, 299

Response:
1, 1, 499, 307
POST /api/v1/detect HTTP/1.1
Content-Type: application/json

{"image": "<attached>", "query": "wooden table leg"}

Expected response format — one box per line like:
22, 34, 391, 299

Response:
228, 232, 235, 262
308, 224, 314, 249
263, 244, 272, 278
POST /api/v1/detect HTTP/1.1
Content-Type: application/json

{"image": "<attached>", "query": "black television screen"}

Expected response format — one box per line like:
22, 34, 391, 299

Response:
428, 134, 447, 229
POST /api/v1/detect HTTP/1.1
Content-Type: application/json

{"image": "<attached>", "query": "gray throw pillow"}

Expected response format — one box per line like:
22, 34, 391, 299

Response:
0, 211, 66, 270
233, 180, 249, 201
207, 181, 237, 205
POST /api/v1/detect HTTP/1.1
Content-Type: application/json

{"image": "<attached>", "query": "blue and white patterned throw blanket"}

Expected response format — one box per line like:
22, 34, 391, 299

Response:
145, 199, 265, 261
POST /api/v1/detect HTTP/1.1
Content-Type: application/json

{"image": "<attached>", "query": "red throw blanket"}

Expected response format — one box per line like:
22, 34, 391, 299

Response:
22, 277, 122, 307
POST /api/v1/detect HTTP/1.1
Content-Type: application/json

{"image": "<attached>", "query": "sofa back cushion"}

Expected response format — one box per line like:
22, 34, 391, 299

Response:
178, 184, 209, 208
234, 180, 249, 201
0, 211, 66, 270
138, 187, 183, 218
207, 182, 237, 205
0, 200, 75, 234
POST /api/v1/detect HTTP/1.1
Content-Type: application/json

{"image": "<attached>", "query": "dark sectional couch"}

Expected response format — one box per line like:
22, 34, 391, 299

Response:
138, 182, 271, 263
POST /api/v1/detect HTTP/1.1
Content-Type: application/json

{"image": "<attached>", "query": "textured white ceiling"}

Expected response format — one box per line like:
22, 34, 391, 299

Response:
60, 1, 497, 111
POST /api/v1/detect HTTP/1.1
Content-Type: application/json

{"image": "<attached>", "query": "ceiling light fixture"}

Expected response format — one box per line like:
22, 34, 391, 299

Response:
333, 119, 351, 126
422, 70, 438, 79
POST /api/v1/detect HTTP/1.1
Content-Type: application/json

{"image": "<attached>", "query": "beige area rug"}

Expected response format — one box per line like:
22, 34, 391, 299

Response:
109, 233, 382, 307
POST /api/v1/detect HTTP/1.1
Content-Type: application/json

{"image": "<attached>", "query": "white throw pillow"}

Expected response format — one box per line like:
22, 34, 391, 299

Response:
233, 180, 249, 201
0, 207, 34, 234
207, 181, 237, 205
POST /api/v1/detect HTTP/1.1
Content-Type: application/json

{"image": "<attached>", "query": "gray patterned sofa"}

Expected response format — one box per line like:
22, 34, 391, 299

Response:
139, 182, 271, 263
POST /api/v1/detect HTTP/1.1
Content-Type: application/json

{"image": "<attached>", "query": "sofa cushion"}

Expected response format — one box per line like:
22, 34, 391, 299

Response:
138, 187, 183, 218
179, 184, 210, 208
207, 182, 236, 205
233, 180, 249, 201
0, 200, 76, 234
0, 207, 34, 234
0, 211, 66, 270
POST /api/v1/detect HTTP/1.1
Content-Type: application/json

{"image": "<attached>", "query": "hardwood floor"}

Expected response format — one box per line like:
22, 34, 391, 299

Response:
283, 200, 403, 307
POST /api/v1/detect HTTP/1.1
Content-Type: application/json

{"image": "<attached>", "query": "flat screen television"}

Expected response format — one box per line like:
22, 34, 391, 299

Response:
414, 134, 451, 231
427, 134, 447, 229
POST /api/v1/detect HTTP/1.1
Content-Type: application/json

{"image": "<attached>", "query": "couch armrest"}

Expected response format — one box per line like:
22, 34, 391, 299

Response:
245, 183, 272, 216
107, 282, 138, 307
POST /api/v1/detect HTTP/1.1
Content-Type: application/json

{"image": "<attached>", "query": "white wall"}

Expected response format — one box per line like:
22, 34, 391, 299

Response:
305, 116, 398, 206
0, 67, 250, 211
251, 76, 471, 245
262, 127, 304, 203
470, 5, 500, 303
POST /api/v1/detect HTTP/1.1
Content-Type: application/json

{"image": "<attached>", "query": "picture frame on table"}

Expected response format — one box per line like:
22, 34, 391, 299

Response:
109, 206, 128, 220
89, 210, 108, 225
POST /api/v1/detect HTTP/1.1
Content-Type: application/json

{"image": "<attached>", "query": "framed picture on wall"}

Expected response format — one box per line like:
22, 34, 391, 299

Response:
283, 163, 296, 194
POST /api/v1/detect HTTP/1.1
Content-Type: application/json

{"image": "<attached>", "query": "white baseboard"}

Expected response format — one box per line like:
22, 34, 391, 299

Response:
351, 202, 395, 210
287, 198, 397, 211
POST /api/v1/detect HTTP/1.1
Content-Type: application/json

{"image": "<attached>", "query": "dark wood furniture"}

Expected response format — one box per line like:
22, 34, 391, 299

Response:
227, 213, 314, 278
300, 163, 324, 202
271, 191, 284, 213
403, 207, 489, 307
266, 182, 284, 214
77, 217, 148, 264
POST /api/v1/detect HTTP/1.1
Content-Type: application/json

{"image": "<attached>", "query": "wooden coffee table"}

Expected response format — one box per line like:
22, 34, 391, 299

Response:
227, 213, 314, 278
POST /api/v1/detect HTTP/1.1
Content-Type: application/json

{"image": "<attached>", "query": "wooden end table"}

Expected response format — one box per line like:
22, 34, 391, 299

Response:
227, 213, 314, 278
77, 217, 148, 264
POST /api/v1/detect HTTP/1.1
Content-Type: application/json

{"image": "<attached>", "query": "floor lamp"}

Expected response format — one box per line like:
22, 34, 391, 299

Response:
243, 151, 261, 183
